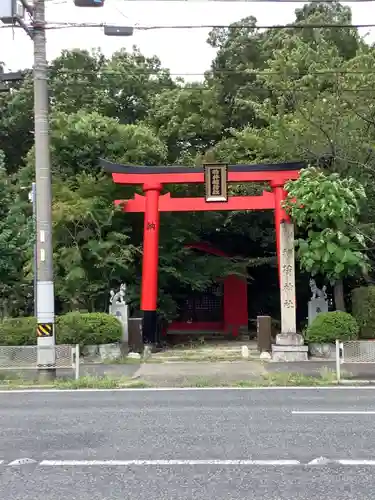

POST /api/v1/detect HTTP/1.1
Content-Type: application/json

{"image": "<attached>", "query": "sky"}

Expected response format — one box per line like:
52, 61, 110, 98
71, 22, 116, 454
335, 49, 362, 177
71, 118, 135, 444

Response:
1, 0, 375, 80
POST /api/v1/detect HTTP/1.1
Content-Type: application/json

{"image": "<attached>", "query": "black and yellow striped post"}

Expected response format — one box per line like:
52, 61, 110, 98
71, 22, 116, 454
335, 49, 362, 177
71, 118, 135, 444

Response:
37, 323, 53, 338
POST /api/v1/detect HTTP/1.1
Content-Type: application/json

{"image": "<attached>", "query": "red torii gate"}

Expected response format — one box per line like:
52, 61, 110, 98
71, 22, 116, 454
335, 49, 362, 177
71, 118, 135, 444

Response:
101, 159, 303, 346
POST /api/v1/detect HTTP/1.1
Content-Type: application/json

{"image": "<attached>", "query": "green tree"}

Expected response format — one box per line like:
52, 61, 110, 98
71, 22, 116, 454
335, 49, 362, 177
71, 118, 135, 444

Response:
52, 173, 137, 312
284, 167, 368, 311
49, 48, 174, 124
206, 16, 270, 130
0, 76, 34, 173
49, 48, 107, 115
0, 151, 32, 316
23, 110, 168, 180
148, 84, 224, 162
294, 1, 361, 60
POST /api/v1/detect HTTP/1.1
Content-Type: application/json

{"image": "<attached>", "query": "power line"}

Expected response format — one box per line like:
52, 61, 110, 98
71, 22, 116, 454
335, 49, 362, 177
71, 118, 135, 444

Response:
43, 80, 375, 93
6, 56, 375, 93
1, 21, 374, 30
53, 21, 375, 29
5, 71, 375, 92
10, 64, 375, 79
48, 68, 375, 76
32, 22, 375, 30
44, 0, 375, 3
0, 79, 361, 95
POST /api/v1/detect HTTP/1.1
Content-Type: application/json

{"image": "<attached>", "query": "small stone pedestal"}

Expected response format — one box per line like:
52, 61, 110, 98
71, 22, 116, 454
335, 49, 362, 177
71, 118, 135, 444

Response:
308, 298, 328, 326
272, 333, 308, 362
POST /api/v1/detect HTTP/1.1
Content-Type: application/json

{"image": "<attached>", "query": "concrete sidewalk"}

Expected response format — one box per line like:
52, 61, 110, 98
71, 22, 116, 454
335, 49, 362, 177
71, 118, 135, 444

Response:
130, 360, 375, 386
134, 360, 267, 386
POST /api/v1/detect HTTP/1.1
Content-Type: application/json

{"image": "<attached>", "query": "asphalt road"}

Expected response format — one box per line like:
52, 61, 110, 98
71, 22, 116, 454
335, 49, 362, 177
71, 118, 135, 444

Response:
2, 388, 375, 499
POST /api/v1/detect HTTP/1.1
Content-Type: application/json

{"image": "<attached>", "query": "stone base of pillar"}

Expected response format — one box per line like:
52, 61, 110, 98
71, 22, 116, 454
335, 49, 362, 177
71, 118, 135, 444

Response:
271, 333, 308, 362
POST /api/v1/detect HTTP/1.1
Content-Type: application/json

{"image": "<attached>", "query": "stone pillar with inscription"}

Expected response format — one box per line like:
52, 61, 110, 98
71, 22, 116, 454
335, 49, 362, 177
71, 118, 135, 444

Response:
271, 184, 308, 361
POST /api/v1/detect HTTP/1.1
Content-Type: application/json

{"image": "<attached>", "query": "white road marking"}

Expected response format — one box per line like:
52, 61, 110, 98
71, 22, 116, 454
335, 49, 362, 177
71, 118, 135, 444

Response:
2, 458, 375, 467
7, 458, 37, 466
308, 457, 333, 465
39, 459, 301, 466
1, 387, 375, 394
293, 411, 375, 415
337, 460, 375, 465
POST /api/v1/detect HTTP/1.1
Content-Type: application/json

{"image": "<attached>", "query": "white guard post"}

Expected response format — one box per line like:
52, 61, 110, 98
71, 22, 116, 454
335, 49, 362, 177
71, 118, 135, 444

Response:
335, 339, 343, 383
75, 344, 80, 380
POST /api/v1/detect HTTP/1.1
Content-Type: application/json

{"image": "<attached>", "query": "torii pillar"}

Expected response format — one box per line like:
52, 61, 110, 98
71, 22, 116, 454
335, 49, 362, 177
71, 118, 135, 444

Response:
141, 182, 162, 345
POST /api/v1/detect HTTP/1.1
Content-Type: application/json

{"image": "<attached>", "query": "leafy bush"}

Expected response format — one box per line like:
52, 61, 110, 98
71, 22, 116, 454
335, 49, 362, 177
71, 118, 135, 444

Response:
352, 286, 375, 339
305, 311, 359, 344
57, 312, 122, 347
0, 313, 122, 347
0, 317, 36, 345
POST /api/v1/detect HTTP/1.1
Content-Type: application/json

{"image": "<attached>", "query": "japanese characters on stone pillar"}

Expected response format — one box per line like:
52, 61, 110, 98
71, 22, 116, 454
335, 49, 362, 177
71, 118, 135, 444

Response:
279, 221, 297, 334
271, 182, 308, 361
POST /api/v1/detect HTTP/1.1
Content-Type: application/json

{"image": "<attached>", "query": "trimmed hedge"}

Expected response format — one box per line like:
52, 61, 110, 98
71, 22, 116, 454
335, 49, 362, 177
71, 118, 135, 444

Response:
57, 312, 122, 348
352, 286, 375, 339
305, 311, 359, 344
0, 317, 38, 346
0, 313, 122, 347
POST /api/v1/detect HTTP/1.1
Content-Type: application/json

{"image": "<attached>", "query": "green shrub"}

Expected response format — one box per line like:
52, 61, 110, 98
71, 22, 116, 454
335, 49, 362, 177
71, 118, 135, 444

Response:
352, 286, 375, 339
0, 313, 122, 347
57, 312, 122, 347
0, 317, 37, 346
305, 311, 359, 344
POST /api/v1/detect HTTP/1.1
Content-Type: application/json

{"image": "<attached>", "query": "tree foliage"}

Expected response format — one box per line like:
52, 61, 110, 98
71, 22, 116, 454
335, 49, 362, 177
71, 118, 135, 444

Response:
284, 167, 368, 281
284, 167, 368, 310
0, 151, 32, 316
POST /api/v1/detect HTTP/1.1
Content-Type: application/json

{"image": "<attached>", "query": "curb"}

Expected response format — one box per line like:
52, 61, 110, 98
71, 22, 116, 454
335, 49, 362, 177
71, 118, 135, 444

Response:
339, 379, 375, 385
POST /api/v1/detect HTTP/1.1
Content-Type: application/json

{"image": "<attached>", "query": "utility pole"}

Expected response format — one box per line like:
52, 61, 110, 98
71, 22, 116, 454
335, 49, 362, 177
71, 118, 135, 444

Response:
33, 0, 56, 379
1, 1, 55, 378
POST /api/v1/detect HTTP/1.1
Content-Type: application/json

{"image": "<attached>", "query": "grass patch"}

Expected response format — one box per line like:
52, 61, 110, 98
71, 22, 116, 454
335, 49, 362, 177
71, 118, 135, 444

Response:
0, 371, 45, 387
0, 371, 29, 381
102, 357, 141, 365
55, 375, 150, 389
158, 352, 259, 362
181, 369, 339, 388
0, 375, 151, 390
185, 377, 222, 387
102, 356, 164, 365
234, 369, 338, 387
171, 338, 207, 350
169, 353, 242, 362
0, 367, 356, 390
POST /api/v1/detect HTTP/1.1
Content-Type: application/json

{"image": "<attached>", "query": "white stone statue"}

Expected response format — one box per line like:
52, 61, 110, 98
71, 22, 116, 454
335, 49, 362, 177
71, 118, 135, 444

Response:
109, 283, 128, 343
109, 283, 127, 305
309, 278, 327, 300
